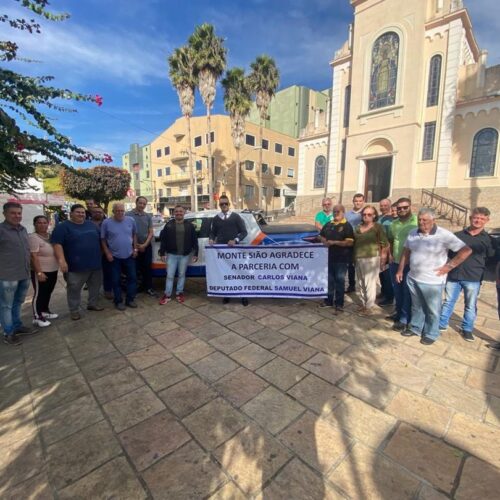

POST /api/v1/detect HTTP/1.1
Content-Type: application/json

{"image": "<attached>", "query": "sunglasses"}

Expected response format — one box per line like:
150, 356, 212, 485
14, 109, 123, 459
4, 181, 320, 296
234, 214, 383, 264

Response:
362, 213, 375, 217
397, 206, 410, 211
219, 202, 229, 207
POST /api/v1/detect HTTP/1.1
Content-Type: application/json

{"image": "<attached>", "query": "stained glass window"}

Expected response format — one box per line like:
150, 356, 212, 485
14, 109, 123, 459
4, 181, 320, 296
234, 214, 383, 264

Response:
369, 32, 399, 110
314, 155, 326, 189
427, 55, 442, 107
470, 128, 498, 177
422, 122, 436, 160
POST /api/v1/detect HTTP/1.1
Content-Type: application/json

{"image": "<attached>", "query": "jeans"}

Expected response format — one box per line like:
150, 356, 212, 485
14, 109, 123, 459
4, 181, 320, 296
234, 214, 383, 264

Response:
0, 279, 30, 336
379, 268, 394, 301
111, 257, 137, 304
390, 262, 411, 324
326, 262, 348, 307
165, 253, 190, 296
136, 244, 153, 291
407, 276, 444, 341
31, 271, 58, 319
439, 280, 481, 333
66, 270, 102, 312
497, 284, 500, 320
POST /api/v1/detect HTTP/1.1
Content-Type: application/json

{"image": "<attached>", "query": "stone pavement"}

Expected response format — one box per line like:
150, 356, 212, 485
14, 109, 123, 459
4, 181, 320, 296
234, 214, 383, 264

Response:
1, 277, 499, 499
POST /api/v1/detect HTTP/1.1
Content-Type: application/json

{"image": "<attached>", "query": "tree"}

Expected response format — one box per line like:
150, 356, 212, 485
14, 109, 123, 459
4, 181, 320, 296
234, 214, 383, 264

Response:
248, 55, 280, 207
61, 166, 130, 212
222, 68, 252, 209
168, 45, 198, 211
188, 23, 227, 208
0, 0, 110, 194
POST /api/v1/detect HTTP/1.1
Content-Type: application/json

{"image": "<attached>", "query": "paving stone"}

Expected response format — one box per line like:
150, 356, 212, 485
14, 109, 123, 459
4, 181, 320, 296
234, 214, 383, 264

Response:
288, 309, 324, 326
279, 411, 352, 473
119, 410, 190, 470
37, 394, 103, 445
27, 357, 79, 388
445, 345, 496, 371
0, 382, 31, 413
210, 310, 243, 326
47, 420, 121, 491
63, 328, 107, 348
258, 457, 342, 500
446, 412, 500, 468
180, 312, 211, 329
279, 322, 319, 342
384, 423, 463, 493
0, 404, 37, 448
90, 366, 144, 403
230, 343, 276, 370
339, 369, 399, 409
112, 333, 156, 355
247, 328, 287, 349
241, 387, 305, 435
102, 321, 142, 341
78, 351, 129, 382
339, 344, 390, 374
1, 472, 53, 500
256, 356, 308, 390
159, 375, 217, 418
455, 456, 500, 500
485, 395, 500, 427
0, 363, 26, 388
257, 313, 292, 330
418, 485, 449, 500
190, 351, 239, 382
24, 344, 71, 368
172, 338, 215, 364
144, 318, 179, 336
213, 423, 291, 496
192, 321, 229, 341
183, 397, 247, 450
466, 368, 500, 397
386, 389, 452, 437
377, 359, 432, 393
155, 327, 197, 350
209, 482, 246, 500
142, 440, 227, 499
227, 317, 265, 336
126, 343, 172, 370
416, 352, 469, 382
307, 333, 351, 356
426, 378, 487, 418
329, 442, 421, 499
272, 338, 318, 365
140, 357, 191, 391
103, 385, 165, 432
69, 337, 116, 362
326, 396, 397, 449
237, 304, 272, 320
215, 367, 267, 407
58, 456, 146, 499
208, 331, 250, 354
301, 352, 352, 384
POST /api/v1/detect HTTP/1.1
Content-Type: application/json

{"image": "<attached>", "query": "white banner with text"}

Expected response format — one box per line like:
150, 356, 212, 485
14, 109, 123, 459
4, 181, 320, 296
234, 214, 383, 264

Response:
205, 244, 328, 298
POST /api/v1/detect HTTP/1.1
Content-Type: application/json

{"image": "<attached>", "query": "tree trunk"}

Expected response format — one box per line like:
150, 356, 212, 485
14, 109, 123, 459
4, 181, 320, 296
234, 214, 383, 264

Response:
235, 146, 240, 209
186, 115, 197, 212
206, 106, 214, 209
258, 118, 263, 209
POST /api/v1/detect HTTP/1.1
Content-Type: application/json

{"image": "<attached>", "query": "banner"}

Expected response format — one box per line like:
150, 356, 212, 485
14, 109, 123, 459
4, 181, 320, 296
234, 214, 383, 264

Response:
205, 244, 328, 299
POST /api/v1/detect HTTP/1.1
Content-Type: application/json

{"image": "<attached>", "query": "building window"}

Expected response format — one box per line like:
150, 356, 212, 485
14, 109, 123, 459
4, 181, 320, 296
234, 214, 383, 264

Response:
314, 155, 326, 189
288, 146, 295, 157
344, 85, 351, 127
262, 139, 269, 150
245, 160, 254, 171
340, 139, 346, 171
422, 122, 436, 161
262, 186, 268, 197
262, 163, 269, 174
195, 160, 202, 171
369, 32, 399, 110
146, 171, 150, 179
156, 169, 163, 177
166, 188, 171, 196
244, 185, 254, 198
194, 136, 202, 147
197, 185, 202, 194
287, 168, 294, 178
206, 131, 215, 144
158, 188, 163, 198
275, 143, 283, 154
165, 167, 171, 176
156, 149, 162, 158
273, 188, 281, 197
164, 146, 170, 156
470, 128, 498, 177
245, 134, 255, 146
274, 166, 282, 176
427, 55, 442, 107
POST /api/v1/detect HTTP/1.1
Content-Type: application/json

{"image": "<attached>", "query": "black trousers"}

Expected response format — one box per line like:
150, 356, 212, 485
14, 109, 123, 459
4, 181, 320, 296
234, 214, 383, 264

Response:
136, 244, 153, 290
31, 270, 58, 319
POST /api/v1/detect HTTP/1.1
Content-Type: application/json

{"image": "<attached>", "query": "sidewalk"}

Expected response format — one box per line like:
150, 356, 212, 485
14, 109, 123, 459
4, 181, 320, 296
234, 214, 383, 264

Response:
1, 278, 499, 499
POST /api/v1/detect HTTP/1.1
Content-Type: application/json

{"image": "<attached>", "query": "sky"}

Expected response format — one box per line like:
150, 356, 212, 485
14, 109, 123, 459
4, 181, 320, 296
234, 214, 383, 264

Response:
2, 0, 499, 165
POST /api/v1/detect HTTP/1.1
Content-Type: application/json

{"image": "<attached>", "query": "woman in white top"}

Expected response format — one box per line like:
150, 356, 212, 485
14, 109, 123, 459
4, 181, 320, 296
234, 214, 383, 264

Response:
29, 215, 60, 327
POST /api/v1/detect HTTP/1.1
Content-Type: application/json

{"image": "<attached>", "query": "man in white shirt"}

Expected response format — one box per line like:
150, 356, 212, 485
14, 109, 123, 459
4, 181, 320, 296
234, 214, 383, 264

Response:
396, 208, 471, 345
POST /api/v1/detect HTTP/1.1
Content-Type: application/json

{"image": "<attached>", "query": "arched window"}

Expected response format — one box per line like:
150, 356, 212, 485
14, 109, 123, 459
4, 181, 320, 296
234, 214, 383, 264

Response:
313, 155, 326, 189
369, 32, 399, 110
427, 55, 442, 107
470, 128, 498, 177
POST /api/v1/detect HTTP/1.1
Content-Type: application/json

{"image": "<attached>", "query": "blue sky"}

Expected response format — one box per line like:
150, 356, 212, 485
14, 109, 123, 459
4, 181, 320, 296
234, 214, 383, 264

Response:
2, 0, 499, 165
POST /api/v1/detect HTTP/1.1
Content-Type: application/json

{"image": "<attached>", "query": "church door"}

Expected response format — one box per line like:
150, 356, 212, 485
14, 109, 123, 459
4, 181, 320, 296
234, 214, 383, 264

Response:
365, 157, 392, 202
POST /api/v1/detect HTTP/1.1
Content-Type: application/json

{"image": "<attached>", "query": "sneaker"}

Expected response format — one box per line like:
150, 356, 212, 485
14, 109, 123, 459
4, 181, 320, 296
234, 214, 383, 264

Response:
15, 326, 39, 335
462, 330, 474, 342
159, 294, 171, 305
420, 336, 436, 345
401, 327, 417, 337
146, 288, 158, 298
33, 318, 51, 328
438, 326, 448, 333
42, 312, 59, 319
87, 305, 105, 311
319, 301, 334, 308
126, 301, 138, 308
241, 298, 249, 307
115, 303, 126, 311
176, 293, 185, 304
3, 335, 22, 346
70, 311, 81, 320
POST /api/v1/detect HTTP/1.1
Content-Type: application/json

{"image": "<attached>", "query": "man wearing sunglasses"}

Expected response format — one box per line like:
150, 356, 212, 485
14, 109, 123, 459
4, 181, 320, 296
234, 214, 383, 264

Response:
209, 195, 249, 305
388, 197, 417, 332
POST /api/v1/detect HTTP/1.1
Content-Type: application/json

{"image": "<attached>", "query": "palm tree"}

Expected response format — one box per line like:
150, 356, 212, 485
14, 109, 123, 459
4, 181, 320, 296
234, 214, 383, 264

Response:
189, 23, 227, 209
222, 68, 252, 209
168, 45, 198, 211
248, 55, 280, 208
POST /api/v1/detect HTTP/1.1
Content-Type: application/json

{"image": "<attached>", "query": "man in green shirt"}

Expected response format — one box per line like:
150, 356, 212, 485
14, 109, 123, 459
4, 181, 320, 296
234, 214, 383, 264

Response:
388, 197, 417, 331
314, 198, 333, 230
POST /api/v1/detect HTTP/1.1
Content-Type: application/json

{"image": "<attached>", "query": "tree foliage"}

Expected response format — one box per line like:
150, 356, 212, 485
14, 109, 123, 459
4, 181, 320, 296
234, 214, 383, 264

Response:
61, 166, 130, 212
0, 0, 110, 194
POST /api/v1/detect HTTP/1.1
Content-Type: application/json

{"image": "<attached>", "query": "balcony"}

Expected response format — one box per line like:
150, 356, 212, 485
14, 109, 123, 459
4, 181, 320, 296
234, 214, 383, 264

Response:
162, 171, 205, 184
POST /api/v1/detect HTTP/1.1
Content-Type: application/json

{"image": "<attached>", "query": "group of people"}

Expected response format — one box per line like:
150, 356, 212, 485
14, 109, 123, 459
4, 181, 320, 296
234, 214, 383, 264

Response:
316, 194, 499, 346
